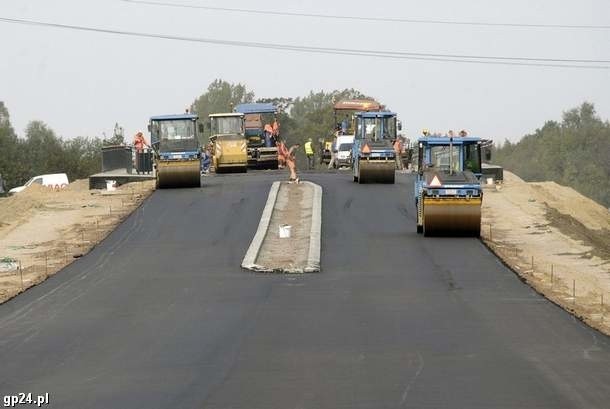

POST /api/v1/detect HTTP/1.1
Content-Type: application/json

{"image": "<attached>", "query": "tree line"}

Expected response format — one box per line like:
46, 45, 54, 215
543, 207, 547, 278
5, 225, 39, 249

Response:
3, 81, 608, 207
493, 102, 610, 207
1, 81, 377, 190
0, 102, 103, 191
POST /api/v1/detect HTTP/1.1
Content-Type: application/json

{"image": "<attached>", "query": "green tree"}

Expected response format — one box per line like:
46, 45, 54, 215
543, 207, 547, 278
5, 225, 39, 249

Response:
190, 79, 255, 142
494, 102, 610, 207
0, 102, 24, 189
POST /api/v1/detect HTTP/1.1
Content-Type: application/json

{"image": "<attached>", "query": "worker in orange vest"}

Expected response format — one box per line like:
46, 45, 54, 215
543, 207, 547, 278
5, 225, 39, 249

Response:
393, 137, 403, 170
286, 143, 300, 183
272, 119, 280, 137
263, 123, 274, 147
277, 140, 287, 169
133, 131, 149, 152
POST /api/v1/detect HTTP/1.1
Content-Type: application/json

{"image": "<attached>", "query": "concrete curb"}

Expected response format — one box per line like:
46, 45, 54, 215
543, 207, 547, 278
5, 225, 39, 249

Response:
241, 181, 281, 271
303, 181, 322, 273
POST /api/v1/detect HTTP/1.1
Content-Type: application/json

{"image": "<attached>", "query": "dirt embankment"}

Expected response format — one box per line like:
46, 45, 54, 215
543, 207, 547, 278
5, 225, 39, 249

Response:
481, 171, 610, 335
0, 180, 154, 303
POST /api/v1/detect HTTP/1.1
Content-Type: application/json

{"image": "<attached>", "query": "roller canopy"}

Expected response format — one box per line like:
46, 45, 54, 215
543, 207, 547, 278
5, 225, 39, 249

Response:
333, 99, 381, 112
234, 103, 277, 114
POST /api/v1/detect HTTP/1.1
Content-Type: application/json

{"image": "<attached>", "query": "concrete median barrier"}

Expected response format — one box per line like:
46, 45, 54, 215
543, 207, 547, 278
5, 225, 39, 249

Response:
241, 181, 322, 273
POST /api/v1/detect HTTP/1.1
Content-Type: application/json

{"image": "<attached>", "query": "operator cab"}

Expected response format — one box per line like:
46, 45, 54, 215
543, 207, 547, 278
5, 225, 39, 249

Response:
149, 114, 202, 157
415, 137, 482, 178
354, 111, 398, 141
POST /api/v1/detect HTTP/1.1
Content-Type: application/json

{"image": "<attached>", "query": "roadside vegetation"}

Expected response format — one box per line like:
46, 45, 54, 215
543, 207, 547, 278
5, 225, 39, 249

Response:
1, 79, 378, 191
494, 102, 610, 207
4, 82, 608, 208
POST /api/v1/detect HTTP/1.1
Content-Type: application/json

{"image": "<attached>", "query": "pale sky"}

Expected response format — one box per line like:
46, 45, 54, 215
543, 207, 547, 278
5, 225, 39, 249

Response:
1, 0, 609, 143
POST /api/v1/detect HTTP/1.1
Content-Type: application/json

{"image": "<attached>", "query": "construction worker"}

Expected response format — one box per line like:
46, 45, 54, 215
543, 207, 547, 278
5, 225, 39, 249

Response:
277, 140, 287, 169
263, 123, 274, 147
393, 137, 403, 170
304, 138, 315, 170
201, 146, 211, 174
286, 143, 300, 183
328, 135, 338, 170
459, 129, 468, 137
133, 131, 148, 152
133, 131, 149, 173
272, 119, 280, 137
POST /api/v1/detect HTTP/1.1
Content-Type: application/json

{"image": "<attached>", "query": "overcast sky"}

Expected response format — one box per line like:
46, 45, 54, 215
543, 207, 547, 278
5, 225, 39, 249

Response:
1, 0, 609, 143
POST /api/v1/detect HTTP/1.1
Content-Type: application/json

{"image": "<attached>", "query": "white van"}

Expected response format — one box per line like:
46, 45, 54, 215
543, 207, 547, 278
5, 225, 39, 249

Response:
335, 135, 355, 168
9, 173, 69, 194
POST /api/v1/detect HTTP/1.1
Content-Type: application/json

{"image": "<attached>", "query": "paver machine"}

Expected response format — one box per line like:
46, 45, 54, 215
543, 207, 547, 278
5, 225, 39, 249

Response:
209, 112, 247, 173
352, 111, 398, 184
234, 103, 279, 169
414, 136, 484, 236
149, 113, 202, 188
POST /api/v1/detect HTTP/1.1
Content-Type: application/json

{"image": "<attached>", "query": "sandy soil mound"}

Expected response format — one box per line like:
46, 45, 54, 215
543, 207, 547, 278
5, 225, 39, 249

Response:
482, 171, 610, 335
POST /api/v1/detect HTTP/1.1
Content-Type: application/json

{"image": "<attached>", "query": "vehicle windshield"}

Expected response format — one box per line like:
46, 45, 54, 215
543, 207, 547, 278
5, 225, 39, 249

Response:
338, 143, 353, 151
25, 177, 42, 186
355, 116, 396, 140
464, 143, 481, 173
211, 117, 243, 135
153, 120, 198, 152
429, 145, 461, 172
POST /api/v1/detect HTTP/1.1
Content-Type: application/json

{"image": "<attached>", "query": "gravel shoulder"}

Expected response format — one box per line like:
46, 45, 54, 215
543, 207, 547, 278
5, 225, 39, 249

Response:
481, 171, 610, 335
0, 180, 154, 303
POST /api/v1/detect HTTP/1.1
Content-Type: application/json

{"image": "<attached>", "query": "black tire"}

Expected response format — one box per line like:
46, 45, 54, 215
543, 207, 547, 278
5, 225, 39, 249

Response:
417, 225, 423, 234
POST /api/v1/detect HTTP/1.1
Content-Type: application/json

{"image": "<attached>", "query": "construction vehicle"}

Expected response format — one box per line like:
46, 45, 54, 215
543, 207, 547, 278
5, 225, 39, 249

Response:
209, 113, 247, 173
325, 99, 381, 150
352, 111, 398, 184
234, 103, 279, 169
149, 114, 202, 188
413, 136, 484, 236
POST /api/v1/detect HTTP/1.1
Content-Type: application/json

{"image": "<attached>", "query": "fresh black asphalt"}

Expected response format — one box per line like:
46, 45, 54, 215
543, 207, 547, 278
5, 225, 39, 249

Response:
0, 171, 609, 408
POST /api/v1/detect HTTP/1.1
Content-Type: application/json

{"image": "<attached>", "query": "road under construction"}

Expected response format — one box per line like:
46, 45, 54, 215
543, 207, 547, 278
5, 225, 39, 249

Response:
0, 170, 609, 409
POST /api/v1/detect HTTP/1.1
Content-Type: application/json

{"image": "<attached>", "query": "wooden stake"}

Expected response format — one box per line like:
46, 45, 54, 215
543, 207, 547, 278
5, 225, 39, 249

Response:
19, 260, 23, 290
573, 280, 576, 305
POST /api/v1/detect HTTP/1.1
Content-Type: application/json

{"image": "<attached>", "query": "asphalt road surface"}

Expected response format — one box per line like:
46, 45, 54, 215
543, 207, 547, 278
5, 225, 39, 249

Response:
1, 171, 609, 409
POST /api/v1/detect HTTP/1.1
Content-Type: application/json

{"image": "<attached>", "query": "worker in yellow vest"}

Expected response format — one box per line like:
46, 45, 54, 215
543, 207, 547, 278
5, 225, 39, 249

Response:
304, 138, 315, 170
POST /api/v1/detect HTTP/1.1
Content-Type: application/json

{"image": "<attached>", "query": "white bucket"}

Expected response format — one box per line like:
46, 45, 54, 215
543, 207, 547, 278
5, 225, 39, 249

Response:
486, 177, 494, 185
279, 224, 292, 238
106, 180, 117, 191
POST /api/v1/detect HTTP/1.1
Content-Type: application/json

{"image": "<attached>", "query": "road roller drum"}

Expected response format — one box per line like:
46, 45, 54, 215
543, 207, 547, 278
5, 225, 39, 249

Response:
156, 160, 201, 189
358, 160, 395, 184
422, 197, 481, 236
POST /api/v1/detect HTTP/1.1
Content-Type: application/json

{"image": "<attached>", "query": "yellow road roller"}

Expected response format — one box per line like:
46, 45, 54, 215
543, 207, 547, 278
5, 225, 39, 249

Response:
414, 136, 484, 236
149, 114, 203, 188
209, 113, 247, 173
